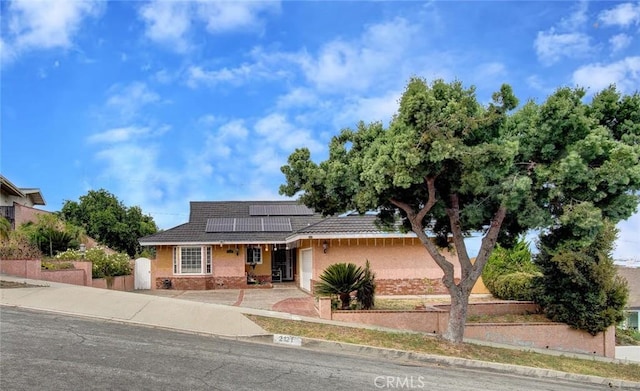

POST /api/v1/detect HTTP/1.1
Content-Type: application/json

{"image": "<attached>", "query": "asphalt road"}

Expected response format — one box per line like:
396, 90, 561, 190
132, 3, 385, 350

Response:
0, 307, 614, 391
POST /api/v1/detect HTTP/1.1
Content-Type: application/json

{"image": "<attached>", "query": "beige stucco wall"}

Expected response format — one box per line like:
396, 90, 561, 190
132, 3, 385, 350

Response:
301, 237, 460, 279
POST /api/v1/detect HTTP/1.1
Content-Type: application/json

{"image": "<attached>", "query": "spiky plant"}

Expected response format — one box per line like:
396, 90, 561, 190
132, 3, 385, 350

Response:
315, 263, 365, 309
356, 260, 376, 309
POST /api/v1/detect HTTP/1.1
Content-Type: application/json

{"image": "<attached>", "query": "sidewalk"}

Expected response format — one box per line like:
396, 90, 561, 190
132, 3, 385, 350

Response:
0, 275, 267, 338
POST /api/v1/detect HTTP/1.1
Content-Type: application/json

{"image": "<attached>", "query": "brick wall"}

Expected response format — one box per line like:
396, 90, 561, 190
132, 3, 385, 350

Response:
155, 276, 247, 290
376, 278, 454, 295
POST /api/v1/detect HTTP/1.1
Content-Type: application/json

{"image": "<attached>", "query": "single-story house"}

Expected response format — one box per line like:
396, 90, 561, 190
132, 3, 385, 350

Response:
1, 175, 47, 229
617, 266, 640, 330
139, 200, 481, 295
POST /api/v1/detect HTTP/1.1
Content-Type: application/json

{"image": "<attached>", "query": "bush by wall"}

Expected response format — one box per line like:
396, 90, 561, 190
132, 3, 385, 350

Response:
482, 239, 540, 301
56, 247, 131, 278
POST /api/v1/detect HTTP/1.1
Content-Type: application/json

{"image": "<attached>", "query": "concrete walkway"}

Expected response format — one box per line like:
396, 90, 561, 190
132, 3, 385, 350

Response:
0, 275, 267, 338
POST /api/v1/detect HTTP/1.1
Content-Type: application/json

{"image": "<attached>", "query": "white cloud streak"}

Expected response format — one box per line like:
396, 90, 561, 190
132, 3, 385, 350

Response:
2, 0, 103, 64
572, 56, 640, 93
138, 0, 280, 52
598, 2, 640, 28
534, 30, 591, 66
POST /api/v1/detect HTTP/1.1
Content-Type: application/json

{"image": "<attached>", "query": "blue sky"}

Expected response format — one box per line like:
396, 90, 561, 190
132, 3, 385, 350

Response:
1, 1, 639, 260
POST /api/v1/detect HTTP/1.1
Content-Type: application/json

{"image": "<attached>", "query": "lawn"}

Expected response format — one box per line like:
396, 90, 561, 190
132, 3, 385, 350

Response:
248, 315, 640, 383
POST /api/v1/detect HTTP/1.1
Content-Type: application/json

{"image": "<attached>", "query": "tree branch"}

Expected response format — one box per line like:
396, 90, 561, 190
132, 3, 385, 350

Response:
446, 194, 472, 280
464, 205, 507, 291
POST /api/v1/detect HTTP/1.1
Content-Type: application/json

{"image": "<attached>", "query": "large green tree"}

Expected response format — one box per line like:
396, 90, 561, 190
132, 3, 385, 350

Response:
280, 78, 640, 343
60, 189, 158, 257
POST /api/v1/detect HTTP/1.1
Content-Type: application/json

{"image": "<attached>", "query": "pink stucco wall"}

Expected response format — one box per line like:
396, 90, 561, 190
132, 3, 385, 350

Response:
306, 237, 460, 280
13, 203, 51, 227
0, 259, 41, 279
92, 275, 134, 291
321, 299, 615, 358
0, 259, 92, 287
464, 323, 616, 358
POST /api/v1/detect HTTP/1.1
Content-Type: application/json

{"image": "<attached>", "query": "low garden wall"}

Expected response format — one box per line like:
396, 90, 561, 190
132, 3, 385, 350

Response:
464, 323, 616, 358
92, 275, 134, 291
0, 259, 133, 292
318, 298, 615, 358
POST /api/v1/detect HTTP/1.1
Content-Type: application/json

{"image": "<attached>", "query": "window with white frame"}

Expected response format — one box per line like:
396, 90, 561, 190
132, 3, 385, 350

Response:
246, 245, 262, 265
173, 246, 212, 274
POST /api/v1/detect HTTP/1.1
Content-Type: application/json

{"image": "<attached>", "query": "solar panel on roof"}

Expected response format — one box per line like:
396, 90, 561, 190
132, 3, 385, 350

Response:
204, 217, 293, 232
205, 218, 234, 232
249, 204, 313, 216
263, 217, 292, 231
235, 218, 263, 232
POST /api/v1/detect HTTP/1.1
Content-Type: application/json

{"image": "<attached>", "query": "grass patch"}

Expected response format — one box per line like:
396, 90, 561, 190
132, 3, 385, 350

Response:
248, 315, 640, 383
467, 313, 551, 323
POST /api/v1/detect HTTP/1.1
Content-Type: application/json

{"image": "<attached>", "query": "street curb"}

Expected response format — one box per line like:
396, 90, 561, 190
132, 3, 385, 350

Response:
239, 334, 640, 390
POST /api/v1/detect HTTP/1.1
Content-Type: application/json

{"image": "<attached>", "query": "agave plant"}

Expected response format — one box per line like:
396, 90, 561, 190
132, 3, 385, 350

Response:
315, 263, 365, 309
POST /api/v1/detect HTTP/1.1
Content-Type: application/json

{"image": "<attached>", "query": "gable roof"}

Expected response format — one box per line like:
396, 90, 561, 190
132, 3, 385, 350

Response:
139, 201, 415, 246
0, 175, 46, 206
139, 201, 323, 245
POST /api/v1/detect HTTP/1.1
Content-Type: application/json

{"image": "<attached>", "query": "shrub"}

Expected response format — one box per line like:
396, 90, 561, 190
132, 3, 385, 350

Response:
41, 261, 75, 270
315, 263, 365, 309
492, 271, 541, 301
0, 234, 42, 260
482, 238, 540, 301
56, 247, 131, 278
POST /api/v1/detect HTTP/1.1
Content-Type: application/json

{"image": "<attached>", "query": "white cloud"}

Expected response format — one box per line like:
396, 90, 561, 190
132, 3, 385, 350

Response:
598, 2, 640, 28
333, 90, 402, 128
299, 17, 420, 93
2, 0, 103, 63
139, 1, 280, 52
534, 29, 591, 65
195, 1, 280, 33
559, 1, 589, 31
572, 56, 640, 93
186, 64, 253, 88
609, 33, 632, 53
276, 88, 319, 109
88, 126, 149, 144
87, 126, 171, 144
254, 113, 323, 153
105, 82, 161, 119
139, 0, 192, 53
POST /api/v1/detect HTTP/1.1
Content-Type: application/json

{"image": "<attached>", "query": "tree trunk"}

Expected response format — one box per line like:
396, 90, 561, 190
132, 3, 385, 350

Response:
339, 292, 351, 309
442, 285, 470, 343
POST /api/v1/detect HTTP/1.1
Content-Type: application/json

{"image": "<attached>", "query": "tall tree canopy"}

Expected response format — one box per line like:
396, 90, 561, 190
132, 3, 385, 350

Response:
60, 189, 158, 257
280, 78, 640, 343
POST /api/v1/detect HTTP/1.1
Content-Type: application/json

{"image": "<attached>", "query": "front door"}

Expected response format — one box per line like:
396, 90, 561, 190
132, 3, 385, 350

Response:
272, 247, 295, 281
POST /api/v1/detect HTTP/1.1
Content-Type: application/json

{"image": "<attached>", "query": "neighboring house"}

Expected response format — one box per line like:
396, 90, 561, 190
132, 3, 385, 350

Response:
617, 266, 640, 330
139, 200, 474, 294
0, 175, 48, 229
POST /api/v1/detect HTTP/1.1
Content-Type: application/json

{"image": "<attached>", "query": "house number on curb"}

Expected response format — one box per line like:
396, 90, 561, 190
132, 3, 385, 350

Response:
274, 334, 302, 346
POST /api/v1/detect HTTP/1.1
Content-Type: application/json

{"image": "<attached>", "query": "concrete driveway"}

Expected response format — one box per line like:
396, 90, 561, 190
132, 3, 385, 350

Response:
134, 284, 319, 317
